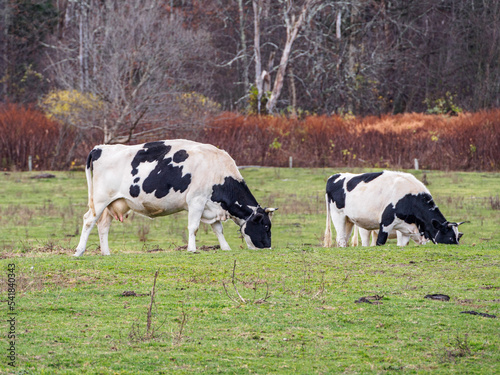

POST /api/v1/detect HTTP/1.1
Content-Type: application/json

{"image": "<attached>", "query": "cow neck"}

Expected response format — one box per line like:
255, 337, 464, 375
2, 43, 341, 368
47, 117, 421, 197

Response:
407, 201, 447, 242
421, 206, 448, 243
211, 176, 259, 222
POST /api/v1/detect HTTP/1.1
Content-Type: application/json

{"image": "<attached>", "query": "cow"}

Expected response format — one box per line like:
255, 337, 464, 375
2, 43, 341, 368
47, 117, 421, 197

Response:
323, 171, 463, 247
74, 140, 277, 256
351, 225, 428, 247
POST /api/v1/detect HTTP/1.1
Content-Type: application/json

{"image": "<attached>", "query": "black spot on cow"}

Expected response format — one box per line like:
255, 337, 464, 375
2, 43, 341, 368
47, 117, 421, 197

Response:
129, 142, 191, 199
142, 156, 191, 199
211, 177, 258, 219
129, 185, 140, 198
131, 142, 171, 176
346, 172, 383, 192
243, 208, 272, 248
86, 148, 102, 170
173, 150, 189, 163
326, 174, 346, 209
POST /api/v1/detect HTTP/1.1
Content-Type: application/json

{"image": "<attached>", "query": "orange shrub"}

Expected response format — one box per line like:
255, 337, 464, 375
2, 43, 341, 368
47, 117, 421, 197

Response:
201, 110, 500, 171
2, 105, 498, 171
0, 103, 75, 170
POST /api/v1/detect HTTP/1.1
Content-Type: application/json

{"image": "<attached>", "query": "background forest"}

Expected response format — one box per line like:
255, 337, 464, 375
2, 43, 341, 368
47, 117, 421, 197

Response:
0, 0, 499, 170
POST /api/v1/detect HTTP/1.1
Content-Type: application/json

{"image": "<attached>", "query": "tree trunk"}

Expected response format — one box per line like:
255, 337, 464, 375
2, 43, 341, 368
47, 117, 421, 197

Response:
252, 0, 263, 114
78, 0, 89, 92
288, 64, 297, 117
238, 0, 250, 94
266, 0, 317, 113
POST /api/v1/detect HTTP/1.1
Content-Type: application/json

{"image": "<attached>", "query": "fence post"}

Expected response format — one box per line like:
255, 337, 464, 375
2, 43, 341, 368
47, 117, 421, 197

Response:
289, 156, 293, 168
28, 155, 32, 172
414, 158, 419, 170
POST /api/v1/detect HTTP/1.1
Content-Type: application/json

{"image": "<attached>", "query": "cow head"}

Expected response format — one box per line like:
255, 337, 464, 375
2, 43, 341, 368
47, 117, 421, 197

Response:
432, 220, 464, 244
240, 207, 277, 249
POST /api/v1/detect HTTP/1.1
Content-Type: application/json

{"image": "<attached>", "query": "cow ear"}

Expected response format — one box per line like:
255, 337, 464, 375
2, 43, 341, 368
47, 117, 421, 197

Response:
265, 207, 278, 219
252, 212, 264, 223
431, 219, 443, 230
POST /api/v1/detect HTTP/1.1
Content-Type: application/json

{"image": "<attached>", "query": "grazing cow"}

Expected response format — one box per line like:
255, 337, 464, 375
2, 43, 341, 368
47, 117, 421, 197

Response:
323, 171, 463, 247
351, 225, 428, 247
74, 140, 277, 256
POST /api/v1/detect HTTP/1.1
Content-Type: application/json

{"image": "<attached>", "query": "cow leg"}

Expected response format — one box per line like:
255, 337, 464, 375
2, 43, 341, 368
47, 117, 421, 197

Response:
334, 217, 353, 248
74, 209, 99, 256
396, 231, 410, 246
74, 203, 109, 256
344, 221, 354, 246
97, 209, 113, 255
211, 221, 231, 250
351, 225, 359, 246
358, 228, 372, 246
186, 198, 207, 252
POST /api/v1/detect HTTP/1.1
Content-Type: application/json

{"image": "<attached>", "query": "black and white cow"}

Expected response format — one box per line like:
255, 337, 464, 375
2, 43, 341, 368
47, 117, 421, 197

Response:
74, 140, 277, 256
323, 171, 463, 247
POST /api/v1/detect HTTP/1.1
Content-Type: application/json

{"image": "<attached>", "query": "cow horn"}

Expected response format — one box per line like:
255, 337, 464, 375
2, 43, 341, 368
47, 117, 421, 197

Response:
265, 207, 278, 213
449, 221, 468, 227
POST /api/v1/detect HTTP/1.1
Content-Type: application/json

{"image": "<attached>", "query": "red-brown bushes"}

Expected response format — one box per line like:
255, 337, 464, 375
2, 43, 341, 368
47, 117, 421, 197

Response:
2, 105, 498, 171
0, 103, 75, 170
203, 110, 500, 171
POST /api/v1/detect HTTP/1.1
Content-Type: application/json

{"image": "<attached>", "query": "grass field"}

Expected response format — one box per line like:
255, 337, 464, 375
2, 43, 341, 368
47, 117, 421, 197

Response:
0, 168, 499, 374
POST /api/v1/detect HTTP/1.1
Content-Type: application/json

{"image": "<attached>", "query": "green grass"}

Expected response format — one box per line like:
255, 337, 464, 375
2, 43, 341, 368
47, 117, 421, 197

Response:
0, 168, 499, 374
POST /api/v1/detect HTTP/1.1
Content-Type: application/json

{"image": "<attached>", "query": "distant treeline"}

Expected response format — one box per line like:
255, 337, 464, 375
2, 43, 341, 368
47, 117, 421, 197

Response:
1, 1, 499, 115
1, 104, 499, 172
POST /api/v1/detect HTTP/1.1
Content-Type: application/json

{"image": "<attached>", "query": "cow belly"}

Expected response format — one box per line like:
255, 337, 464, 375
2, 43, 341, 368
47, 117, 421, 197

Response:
125, 195, 187, 218
350, 217, 380, 230
201, 201, 229, 224
343, 195, 385, 230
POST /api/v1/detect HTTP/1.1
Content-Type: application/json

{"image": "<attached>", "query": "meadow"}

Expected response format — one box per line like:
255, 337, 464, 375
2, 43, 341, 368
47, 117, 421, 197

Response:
0, 167, 499, 374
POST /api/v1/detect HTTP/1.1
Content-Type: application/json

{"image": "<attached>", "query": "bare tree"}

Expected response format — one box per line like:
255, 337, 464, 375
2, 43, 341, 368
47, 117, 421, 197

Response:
265, 0, 319, 113
252, 0, 265, 113
46, 0, 216, 144
251, 0, 320, 114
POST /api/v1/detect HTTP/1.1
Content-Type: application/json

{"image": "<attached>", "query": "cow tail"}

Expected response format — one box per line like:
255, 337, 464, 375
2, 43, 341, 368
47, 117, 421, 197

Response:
85, 151, 96, 216
323, 193, 333, 248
